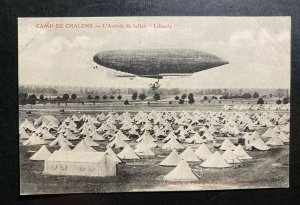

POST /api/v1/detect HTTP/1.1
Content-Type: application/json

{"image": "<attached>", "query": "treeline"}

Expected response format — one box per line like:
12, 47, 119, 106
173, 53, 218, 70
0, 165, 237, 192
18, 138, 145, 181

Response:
220, 92, 260, 99
19, 86, 57, 95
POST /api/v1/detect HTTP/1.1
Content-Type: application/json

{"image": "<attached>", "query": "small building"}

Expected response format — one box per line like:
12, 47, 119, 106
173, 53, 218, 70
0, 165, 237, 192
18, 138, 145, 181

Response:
44, 151, 117, 177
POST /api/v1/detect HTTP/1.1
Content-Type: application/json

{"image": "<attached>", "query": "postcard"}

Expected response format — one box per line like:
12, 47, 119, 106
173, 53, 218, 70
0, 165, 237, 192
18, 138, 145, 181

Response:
19, 17, 290, 194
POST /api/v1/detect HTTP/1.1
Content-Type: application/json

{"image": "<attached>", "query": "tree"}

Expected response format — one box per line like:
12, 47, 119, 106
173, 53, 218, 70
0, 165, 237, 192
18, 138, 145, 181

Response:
257, 98, 264, 104
282, 97, 289, 104
62, 93, 69, 101
242, 93, 252, 99
95, 95, 100, 100
138, 93, 147, 101
181, 94, 187, 100
175, 96, 179, 100
253, 92, 259, 98
132, 92, 138, 101
87, 95, 92, 102
39, 94, 44, 101
30, 94, 37, 101
153, 93, 160, 101
276, 99, 282, 104
222, 94, 229, 99
110, 95, 115, 100
188, 93, 195, 104
124, 100, 129, 105
71, 94, 77, 100
19, 93, 28, 106
28, 94, 37, 108
178, 99, 184, 104
117, 95, 122, 100
169, 101, 172, 105
203, 96, 208, 100
103, 95, 107, 100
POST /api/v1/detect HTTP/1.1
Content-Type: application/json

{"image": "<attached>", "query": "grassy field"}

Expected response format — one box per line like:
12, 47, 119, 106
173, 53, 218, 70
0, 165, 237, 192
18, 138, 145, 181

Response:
19, 106, 289, 194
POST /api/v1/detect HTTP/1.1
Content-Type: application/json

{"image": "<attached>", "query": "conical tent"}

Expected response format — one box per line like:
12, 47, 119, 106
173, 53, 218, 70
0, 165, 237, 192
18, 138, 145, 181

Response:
262, 128, 276, 138
281, 123, 290, 133
71, 114, 80, 121
49, 133, 73, 147
164, 160, 199, 181
162, 131, 177, 143
105, 147, 122, 163
23, 134, 47, 146
202, 131, 214, 141
117, 145, 140, 159
136, 134, 158, 148
186, 133, 205, 144
41, 129, 56, 140
72, 140, 96, 152
160, 149, 182, 166
180, 146, 200, 162
64, 129, 79, 140
251, 131, 261, 140
272, 126, 281, 133
19, 128, 30, 139
136, 132, 156, 142
29, 145, 51, 160
233, 145, 252, 160
106, 135, 128, 149
84, 135, 99, 147
266, 135, 285, 146
278, 132, 289, 143
195, 144, 212, 160
162, 137, 184, 150
201, 151, 231, 168
103, 128, 115, 138
23, 121, 36, 132
222, 149, 242, 164
134, 142, 155, 156
89, 130, 105, 141
219, 138, 236, 151
115, 130, 131, 141
250, 138, 270, 151
57, 143, 72, 152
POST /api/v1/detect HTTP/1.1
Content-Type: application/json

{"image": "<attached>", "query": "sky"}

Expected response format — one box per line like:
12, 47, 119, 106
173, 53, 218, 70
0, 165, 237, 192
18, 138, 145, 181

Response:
18, 17, 290, 89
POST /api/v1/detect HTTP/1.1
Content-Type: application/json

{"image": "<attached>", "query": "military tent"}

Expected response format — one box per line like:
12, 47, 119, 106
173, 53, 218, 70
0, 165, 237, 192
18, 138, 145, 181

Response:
195, 144, 212, 160
233, 145, 252, 160
29, 145, 51, 160
222, 149, 242, 164
180, 146, 200, 162
200, 151, 231, 168
72, 140, 96, 152
164, 160, 199, 181
159, 149, 181, 166
117, 145, 140, 160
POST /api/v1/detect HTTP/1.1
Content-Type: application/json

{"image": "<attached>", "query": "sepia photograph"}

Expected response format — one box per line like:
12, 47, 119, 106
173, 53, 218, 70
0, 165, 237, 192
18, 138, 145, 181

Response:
18, 17, 290, 194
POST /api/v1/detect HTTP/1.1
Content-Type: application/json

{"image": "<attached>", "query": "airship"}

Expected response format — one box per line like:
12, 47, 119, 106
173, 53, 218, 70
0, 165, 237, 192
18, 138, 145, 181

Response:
93, 49, 228, 90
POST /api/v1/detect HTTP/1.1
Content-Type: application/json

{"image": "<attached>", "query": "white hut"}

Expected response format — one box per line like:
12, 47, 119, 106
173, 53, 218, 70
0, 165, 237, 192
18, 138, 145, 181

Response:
44, 151, 117, 177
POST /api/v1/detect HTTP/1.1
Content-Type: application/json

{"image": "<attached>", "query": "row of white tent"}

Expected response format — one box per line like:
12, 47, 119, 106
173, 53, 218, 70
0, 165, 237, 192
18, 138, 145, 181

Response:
26, 135, 261, 181
21, 110, 290, 132
222, 103, 290, 111
19, 111, 290, 144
